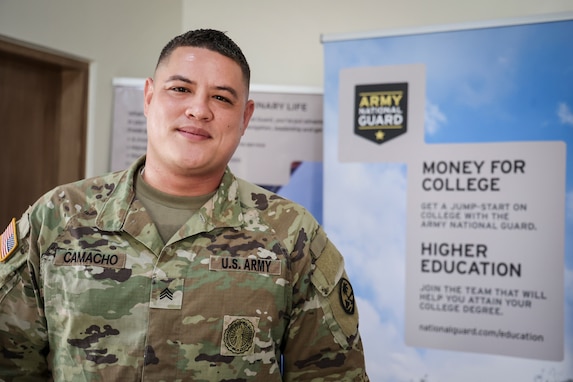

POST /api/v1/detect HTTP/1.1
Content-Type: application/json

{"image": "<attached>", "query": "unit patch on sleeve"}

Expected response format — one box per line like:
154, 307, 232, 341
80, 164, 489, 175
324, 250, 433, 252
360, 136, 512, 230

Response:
221, 315, 259, 356
0, 218, 18, 262
339, 277, 356, 315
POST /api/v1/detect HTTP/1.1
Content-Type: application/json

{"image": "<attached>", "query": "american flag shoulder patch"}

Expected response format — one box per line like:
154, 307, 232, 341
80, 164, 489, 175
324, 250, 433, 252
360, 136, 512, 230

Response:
1, 218, 18, 262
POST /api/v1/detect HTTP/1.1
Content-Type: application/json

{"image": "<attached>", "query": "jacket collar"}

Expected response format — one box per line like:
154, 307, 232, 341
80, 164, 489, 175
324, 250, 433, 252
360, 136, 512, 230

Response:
96, 157, 244, 234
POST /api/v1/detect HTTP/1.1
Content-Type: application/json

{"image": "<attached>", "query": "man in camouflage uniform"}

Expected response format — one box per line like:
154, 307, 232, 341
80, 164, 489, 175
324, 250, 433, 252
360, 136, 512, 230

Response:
0, 29, 368, 381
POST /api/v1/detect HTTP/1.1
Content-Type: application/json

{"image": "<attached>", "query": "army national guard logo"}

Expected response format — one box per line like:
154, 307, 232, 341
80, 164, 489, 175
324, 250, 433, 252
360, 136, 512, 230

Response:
354, 82, 408, 144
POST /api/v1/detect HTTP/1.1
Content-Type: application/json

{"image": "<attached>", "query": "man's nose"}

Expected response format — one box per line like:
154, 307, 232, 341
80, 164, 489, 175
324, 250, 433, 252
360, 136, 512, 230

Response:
185, 96, 213, 121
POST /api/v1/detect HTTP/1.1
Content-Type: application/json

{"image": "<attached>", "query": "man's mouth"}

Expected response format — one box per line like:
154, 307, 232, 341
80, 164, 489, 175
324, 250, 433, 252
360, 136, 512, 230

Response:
177, 126, 211, 139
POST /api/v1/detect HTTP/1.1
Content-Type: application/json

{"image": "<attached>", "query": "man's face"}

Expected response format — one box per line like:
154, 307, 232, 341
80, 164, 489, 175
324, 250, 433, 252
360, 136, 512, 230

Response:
143, 46, 254, 180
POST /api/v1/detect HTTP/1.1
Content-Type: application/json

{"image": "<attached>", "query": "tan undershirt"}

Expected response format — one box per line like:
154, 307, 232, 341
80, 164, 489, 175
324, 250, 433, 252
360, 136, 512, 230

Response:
135, 169, 215, 243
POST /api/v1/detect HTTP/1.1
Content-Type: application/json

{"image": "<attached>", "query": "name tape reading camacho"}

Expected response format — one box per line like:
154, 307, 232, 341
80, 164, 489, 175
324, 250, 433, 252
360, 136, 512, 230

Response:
55, 250, 127, 269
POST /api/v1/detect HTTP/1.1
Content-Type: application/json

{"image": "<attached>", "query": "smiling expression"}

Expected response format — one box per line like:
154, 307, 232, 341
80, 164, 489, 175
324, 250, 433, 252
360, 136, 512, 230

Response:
143, 46, 254, 187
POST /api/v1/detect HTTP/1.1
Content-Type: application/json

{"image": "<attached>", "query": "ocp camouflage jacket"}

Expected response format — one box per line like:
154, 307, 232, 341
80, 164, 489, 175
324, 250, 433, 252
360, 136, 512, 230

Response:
0, 157, 368, 381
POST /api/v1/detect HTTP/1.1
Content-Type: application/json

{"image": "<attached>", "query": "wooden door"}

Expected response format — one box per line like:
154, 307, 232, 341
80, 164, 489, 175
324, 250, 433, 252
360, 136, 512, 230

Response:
0, 36, 89, 225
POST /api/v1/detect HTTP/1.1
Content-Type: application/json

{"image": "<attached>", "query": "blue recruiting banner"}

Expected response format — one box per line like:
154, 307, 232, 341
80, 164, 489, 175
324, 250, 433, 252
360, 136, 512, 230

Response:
322, 13, 573, 381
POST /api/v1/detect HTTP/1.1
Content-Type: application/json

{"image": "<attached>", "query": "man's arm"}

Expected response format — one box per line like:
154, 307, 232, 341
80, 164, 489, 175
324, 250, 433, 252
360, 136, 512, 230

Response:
282, 226, 369, 381
0, 213, 50, 380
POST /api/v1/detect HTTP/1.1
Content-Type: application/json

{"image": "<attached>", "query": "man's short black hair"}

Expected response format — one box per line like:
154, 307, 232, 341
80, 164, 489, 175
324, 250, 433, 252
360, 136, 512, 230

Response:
156, 29, 250, 88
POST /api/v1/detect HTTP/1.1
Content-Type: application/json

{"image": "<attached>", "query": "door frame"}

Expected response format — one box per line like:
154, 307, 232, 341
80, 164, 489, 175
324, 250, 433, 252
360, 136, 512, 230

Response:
0, 35, 89, 183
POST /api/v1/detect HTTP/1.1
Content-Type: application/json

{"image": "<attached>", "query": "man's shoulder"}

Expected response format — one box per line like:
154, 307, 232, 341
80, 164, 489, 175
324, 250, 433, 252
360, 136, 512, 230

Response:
30, 169, 129, 217
235, 177, 319, 233
236, 178, 301, 211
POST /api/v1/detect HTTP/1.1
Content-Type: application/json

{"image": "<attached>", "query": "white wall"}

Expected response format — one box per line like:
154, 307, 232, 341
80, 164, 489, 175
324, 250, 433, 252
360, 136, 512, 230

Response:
0, 0, 183, 177
1, 0, 573, 177
182, 0, 573, 88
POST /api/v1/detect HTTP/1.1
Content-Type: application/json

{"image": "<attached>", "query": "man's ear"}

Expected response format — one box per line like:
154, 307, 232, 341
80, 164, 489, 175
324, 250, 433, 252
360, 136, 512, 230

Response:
143, 77, 154, 117
242, 99, 255, 135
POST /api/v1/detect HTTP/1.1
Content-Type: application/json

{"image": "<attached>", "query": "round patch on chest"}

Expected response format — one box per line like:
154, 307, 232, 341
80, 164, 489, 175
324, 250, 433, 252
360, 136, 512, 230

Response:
223, 317, 256, 355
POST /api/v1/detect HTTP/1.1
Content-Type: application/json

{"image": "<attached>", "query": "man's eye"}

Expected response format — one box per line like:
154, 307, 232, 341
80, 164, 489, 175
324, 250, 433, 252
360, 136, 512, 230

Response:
214, 95, 231, 103
171, 87, 189, 93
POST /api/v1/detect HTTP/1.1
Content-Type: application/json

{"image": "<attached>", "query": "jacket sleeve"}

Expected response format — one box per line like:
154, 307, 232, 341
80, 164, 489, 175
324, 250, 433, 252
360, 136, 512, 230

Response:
282, 226, 369, 381
0, 211, 50, 381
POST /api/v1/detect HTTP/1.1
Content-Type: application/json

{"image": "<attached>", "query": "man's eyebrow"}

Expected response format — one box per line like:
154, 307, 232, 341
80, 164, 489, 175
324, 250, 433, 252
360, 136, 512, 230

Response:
166, 74, 193, 84
215, 85, 239, 100
165, 75, 239, 99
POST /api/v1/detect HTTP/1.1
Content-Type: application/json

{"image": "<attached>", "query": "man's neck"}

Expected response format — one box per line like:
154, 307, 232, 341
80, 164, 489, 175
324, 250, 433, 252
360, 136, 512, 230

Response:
141, 162, 223, 197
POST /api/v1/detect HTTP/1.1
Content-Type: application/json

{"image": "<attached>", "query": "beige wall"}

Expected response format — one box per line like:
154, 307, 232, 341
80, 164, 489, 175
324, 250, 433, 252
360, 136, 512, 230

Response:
0, 0, 183, 177
2, 0, 573, 177
182, 0, 573, 88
